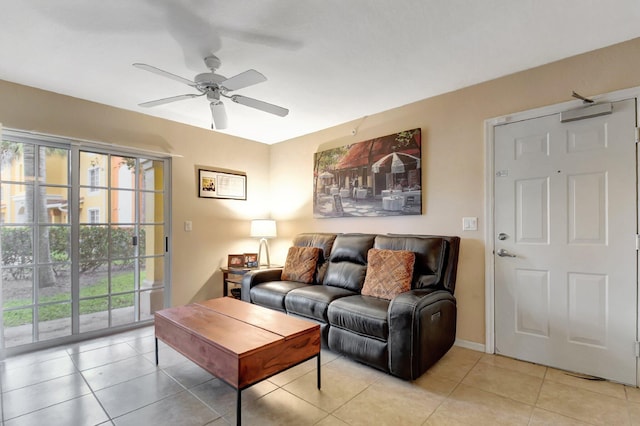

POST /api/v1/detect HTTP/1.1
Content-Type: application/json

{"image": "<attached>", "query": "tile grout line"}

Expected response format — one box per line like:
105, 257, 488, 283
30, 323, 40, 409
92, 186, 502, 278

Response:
537, 375, 630, 425
1, 360, 90, 422
71, 350, 113, 423
419, 380, 457, 425
156, 359, 228, 423
422, 355, 484, 424
182, 385, 227, 423
525, 365, 549, 426
87, 362, 187, 423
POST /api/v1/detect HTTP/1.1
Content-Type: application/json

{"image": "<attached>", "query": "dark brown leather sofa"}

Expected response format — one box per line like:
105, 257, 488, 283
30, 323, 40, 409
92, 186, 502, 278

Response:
241, 232, 460, 380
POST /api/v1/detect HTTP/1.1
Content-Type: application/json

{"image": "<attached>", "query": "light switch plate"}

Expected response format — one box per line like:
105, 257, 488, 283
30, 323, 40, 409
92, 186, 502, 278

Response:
462, 217, 477, 231
184, 220, 192, 232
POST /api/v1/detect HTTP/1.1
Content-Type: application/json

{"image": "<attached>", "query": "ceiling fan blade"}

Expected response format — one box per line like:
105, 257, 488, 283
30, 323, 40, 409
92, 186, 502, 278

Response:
230, 95, 289, 117
221, 69, 266, 91
139, 93, 202, 107
133, 63, 197, 87
211, 102, 228, 129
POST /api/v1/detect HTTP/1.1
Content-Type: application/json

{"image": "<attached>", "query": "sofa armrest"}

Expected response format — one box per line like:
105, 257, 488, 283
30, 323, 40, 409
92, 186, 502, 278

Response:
240, 268, 284, 302
388, 289, 457, 379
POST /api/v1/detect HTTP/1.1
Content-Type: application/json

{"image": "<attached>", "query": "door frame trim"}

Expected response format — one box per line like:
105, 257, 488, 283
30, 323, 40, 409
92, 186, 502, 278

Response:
484, 86, 640, 358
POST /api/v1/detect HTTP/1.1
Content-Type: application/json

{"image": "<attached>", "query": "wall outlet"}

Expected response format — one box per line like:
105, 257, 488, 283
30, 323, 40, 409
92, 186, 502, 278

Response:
462, 217, 477, 231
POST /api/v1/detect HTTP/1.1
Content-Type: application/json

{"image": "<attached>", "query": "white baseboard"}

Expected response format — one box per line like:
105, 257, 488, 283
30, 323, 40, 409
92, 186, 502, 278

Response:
454, 338, 486, 353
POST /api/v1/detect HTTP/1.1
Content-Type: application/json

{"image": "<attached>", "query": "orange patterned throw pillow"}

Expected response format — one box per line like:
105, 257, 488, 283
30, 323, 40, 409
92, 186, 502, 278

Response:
281, 246, 322, 284
362, 249, 415, 300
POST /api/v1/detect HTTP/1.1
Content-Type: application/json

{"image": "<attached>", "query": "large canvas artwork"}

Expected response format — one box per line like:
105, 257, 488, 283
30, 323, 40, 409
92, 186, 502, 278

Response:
313, 128, 422, 218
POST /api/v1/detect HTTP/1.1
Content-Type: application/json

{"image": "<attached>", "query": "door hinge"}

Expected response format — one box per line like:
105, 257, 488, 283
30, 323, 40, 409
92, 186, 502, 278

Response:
635, 341, 640, 357
635, 127, 640, 144
636, 234, 640, 251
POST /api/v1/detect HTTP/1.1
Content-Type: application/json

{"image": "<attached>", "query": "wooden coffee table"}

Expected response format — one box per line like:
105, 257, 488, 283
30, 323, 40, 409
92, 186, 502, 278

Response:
154, 297, 321, 425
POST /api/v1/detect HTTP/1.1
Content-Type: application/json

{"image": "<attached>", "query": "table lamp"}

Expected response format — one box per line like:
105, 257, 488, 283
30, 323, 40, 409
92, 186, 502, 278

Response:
250, 219, 277, 267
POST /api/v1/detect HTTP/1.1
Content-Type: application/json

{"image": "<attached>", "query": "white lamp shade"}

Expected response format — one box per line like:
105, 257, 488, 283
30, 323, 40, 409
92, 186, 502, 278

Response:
250, 219, 277, 238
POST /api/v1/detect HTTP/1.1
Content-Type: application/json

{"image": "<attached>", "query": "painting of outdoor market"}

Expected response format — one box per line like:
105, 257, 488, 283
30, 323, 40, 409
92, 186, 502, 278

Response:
313, 128, 422, 218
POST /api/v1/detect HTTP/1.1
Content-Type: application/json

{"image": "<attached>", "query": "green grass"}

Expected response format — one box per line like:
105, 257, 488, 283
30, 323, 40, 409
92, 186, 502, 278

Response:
3, 271, 146, 327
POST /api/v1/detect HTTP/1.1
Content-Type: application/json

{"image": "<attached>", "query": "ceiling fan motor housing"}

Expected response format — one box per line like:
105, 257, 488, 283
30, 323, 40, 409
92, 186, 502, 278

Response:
195, 72, 226, 88
204, 55, 222, 71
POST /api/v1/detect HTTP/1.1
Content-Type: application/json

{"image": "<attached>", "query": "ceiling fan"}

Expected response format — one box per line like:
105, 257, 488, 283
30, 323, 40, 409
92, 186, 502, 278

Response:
133, 55, 289, 129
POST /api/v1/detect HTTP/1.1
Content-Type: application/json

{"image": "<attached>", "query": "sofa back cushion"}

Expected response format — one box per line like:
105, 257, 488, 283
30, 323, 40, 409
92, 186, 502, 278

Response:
292, 233, 337, 284
361, 248, 415, 300
324, 234, 375, 292
281, 246, 322, 284
374, 235, 449, 291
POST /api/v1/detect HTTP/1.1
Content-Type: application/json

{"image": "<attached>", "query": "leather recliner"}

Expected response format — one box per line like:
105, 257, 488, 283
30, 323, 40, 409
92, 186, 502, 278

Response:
241, 232, 460, 380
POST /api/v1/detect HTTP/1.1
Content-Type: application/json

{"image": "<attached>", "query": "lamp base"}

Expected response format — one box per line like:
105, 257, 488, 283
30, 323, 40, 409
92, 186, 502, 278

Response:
257, 238, 270, 267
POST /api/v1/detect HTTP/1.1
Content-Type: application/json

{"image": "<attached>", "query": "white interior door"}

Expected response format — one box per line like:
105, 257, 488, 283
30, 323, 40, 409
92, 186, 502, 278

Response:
494, 98, 638, 385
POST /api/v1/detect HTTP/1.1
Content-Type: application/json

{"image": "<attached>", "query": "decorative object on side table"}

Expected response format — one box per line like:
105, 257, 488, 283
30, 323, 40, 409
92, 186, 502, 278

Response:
250, 219, 277, 267
244, 253, 258, 268
227, 254, 245, 268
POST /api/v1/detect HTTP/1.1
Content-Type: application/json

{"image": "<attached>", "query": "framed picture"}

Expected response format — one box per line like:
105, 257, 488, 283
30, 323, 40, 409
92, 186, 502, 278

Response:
227, 254, 245, 268
244, 253, 258, 268
313, 128, 422, 218
199, 169, 247, 200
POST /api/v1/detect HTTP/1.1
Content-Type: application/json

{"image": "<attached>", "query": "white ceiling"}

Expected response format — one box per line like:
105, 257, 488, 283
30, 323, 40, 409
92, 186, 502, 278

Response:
1, 1, 640, 145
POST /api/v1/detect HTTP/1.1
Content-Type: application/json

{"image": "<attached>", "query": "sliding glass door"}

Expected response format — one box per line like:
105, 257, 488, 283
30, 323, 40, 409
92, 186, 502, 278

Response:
0, 131, 170, 352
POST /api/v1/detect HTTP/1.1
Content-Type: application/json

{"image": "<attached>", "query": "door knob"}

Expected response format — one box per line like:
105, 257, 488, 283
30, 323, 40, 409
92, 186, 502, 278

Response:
497, 248, 517, 258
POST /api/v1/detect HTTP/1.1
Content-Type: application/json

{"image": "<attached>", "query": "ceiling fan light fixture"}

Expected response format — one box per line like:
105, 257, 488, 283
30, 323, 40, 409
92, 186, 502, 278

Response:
210, 101, 228, 130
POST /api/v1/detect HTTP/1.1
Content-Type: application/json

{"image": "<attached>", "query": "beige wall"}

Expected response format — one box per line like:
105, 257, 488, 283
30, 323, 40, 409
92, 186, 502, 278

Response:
2, 37, 640, 345
269, 37, 640, 346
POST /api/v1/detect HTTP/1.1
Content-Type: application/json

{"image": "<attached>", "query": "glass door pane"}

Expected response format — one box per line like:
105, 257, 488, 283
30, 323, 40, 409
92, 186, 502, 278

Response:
78, 151, 167, 331
1, 139, 72, 348
139, 158, 165, 320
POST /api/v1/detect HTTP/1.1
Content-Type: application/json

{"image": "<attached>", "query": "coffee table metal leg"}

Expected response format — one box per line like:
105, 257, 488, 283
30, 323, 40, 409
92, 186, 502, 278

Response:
155, 338, 158, 365
237, 389, 242, 426
317, 352, 321, 389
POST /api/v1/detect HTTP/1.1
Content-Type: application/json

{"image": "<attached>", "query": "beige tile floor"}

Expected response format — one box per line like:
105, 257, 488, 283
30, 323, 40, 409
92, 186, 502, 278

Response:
1, 325, 639, 425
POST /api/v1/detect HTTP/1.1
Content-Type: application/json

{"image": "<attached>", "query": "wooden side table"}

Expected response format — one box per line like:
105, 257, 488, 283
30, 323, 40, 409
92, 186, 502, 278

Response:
220, 267, 251, 298
220, 266, 283, 299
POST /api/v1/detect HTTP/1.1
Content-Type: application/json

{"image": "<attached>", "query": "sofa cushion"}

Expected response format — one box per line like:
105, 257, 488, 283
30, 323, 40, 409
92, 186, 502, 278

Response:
292, 233, 337, 284
292, 233, 337, 262
361, 249, 415, 300
375, 235, 446, 289
328, 295, 390, 340
281, 246, 321, 284
324, 234, 375, 292
328, 326, 388, 372
285, 285, 357, 322
250, 281, 310, 312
